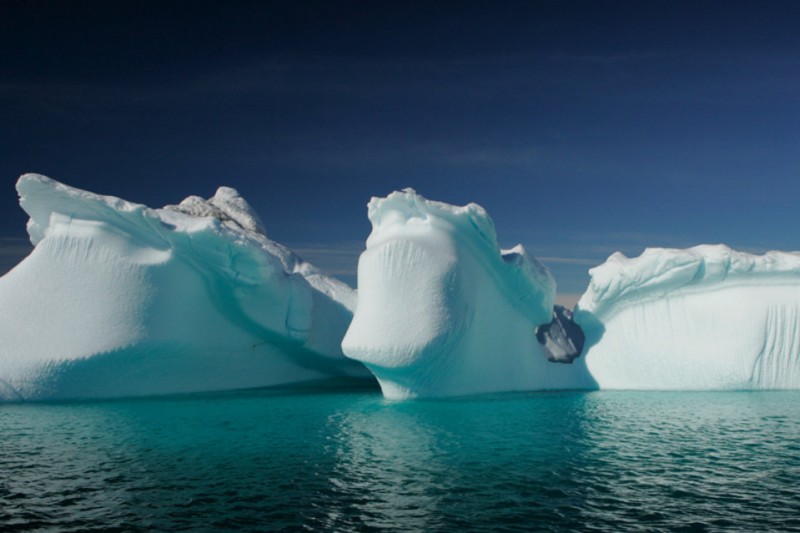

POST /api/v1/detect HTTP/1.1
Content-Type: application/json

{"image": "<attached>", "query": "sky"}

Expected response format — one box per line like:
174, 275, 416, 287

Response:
2, 1, 800, 301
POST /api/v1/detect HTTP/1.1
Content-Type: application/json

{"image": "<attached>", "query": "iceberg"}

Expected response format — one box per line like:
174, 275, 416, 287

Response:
341, 189, 595, 399
576, 244, 800, 389
0, 174, 368, 401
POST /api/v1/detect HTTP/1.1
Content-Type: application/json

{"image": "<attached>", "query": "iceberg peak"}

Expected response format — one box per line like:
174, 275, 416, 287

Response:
367, 188, 497, 250
364, 189, 554, 324
164, 185, 267, 236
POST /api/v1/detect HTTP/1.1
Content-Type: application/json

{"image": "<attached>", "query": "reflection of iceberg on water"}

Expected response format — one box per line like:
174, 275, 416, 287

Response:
322, 403, 443, 530
0, 174, 368, 401
576, 245, 800, 390
341, 188, 596, 399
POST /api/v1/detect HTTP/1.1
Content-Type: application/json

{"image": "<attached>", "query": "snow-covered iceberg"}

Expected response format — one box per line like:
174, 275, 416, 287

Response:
341, 189, 595, 399
576, 244, 800, 389
0, 174, 368, 401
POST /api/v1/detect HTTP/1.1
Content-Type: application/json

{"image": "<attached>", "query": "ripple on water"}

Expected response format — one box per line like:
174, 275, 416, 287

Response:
1, 390, 799, 531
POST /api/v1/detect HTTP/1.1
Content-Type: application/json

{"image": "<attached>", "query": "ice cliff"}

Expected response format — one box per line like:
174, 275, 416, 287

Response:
576, 245, 800, 389
0, 174, 367, 401
341, 189, 595, 399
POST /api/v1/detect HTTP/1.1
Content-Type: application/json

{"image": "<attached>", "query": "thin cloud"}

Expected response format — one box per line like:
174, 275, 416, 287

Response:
1, 53, 531, 110
289, 241, 363, 277
537, 256, 599, 266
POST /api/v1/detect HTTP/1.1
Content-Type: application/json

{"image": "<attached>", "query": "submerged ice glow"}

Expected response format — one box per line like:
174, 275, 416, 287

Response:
4, 390, 799, 531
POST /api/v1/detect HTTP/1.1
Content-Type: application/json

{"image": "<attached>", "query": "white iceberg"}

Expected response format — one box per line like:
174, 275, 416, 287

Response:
0, 174, 368, 401
341, 188, 595, 399
576, 244, 800, 389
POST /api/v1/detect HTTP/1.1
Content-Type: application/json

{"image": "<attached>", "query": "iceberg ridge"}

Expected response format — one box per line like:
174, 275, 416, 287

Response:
0, 174, 367, 401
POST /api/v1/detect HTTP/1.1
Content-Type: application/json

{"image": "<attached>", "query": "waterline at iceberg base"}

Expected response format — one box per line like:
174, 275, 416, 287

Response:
0, 174, 369, 401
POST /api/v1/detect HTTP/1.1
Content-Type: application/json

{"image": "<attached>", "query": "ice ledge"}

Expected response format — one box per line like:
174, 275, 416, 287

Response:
579, 244, 800, 316
18, 173, 155, 246
16, 172, 356, 313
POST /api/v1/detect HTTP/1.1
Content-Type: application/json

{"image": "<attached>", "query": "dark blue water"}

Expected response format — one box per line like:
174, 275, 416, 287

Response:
2, 388, 799, 532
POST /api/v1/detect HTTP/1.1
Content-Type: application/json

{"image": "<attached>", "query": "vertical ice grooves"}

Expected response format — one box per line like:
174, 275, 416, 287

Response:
751, 303, 800, 388
785, 303, 800, 387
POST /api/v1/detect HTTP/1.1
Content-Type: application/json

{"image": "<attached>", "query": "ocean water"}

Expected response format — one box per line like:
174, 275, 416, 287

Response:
2, 387, 799, 532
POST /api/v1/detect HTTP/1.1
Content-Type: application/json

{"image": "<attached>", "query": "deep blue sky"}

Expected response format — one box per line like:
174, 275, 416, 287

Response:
2, 1, 800, 297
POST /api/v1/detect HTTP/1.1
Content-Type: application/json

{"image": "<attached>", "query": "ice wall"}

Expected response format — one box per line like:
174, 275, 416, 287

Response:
0, 174, 367, 401
341, 189, 596, 399
576, 245, 800, 389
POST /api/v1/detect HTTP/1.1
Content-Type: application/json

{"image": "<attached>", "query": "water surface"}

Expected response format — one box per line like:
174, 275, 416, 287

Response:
2, 388, 799, 531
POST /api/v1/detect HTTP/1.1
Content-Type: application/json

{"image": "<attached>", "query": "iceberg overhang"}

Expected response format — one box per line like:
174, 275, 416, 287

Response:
342, 188, 595, 399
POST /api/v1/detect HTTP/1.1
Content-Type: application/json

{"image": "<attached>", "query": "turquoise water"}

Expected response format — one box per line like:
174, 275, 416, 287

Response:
2, 387, 799, 532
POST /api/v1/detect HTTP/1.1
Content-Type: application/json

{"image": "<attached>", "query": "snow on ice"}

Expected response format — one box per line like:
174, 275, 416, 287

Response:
576, 245, 800, 389
2, 176, 799, 401
341, 188, 595, 399
0, 174, 368, 401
